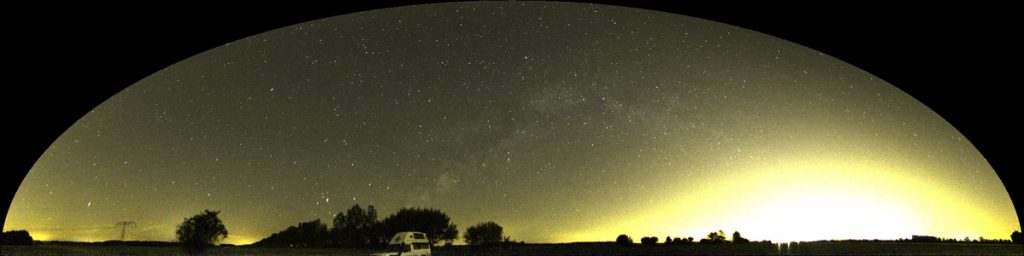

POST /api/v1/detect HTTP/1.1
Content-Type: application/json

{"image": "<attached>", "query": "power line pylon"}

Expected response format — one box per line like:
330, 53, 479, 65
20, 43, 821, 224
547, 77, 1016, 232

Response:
115, 221, 135, 241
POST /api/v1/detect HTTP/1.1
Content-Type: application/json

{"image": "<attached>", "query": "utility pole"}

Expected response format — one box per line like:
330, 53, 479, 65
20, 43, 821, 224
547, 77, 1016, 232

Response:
115, 221, 135, 241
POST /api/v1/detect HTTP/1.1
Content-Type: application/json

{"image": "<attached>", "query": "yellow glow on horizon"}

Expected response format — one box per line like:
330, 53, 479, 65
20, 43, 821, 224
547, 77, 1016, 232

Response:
562, 158, 1015, 242
223, 235, 258, 246
29, 231, 51, 241
14, 228, 257, 245
8, 228, 114, 243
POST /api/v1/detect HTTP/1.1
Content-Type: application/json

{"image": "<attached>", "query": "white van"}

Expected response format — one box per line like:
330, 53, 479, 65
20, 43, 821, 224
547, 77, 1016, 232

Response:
369, 231, 431, 256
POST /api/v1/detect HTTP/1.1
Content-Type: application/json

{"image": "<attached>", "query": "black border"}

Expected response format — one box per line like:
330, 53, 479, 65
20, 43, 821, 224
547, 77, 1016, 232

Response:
5, 2, 1020, 234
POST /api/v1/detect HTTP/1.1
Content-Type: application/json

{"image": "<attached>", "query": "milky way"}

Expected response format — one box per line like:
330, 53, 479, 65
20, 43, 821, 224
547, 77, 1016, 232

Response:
5, 2, 1018, 244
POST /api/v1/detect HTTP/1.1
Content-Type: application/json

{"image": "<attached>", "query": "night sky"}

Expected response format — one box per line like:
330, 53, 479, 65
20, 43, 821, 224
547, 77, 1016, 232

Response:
4, 2, 1019, 244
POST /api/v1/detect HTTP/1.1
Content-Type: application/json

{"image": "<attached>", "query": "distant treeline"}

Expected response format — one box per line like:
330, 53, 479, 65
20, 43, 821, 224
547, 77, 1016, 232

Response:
616, 231, 1024, 246
251, 204, 459, 248
904, 234, 1016, 244
617, 230, 768, 246
777, 240, 1024, 256
779, 235, 1019, 244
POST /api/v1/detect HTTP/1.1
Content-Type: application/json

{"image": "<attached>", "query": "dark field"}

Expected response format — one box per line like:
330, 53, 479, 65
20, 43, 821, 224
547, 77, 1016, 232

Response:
0, 245, 376, 256
3, 242, 1022, 256
440, 242, 1024, 256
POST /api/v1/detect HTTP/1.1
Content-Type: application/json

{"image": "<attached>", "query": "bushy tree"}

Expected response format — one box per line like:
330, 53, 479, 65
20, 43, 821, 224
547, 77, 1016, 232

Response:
442, 224, 458, 246
332, 204, 381, 247
443, 224, 459, 246
1, 230, 33, 245
381, 207, 458, 245
295, 219, 329, 247
665, 236, 672, 245
1011, 231, 1022, 245
616, 234, 633, 246
464, 221, 504, 246
700, 230, 726, 244
732, 231, 750, 243
176, 210, 228, 255
640, 236, 659, 246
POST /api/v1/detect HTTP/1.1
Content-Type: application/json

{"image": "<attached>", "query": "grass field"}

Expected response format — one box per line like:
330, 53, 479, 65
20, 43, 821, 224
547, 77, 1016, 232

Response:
3, 242, 1022, 256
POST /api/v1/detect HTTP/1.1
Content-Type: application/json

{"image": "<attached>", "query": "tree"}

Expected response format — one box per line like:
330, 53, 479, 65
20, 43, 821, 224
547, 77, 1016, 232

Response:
176, 210, 228, 255
665, 236, 672, 245
442, 224, 459, 245
464, 221, 504, 246
381, 207, 458, 245
442, 224, 458, 246
700, 230, 726, 244
1, 230, 33, 245
251, 219, 327, 248
732, 231, 749, 243
616, 234, 633, 246
295, 219, 328, 247
366, 206, 385, 245
332, 204, 381, 247
640, 236, 659, 246
1012, 230, 1022, 245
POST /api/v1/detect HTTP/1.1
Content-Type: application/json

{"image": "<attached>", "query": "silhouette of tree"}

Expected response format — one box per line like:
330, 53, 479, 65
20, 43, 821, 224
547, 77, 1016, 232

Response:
700, 230, 726, 244
499, 236, 520, 248
616, 234, 633, 246
672, 237, 683, 244
252, 225, 298, 247
252, 219, 328, 248
330, 211, 344, 246
442, 224, 458, 246
640, 236, 659, 246
1011, 230, 1022, 245
464, 221, 503, 246
665, 236, 672, 245
296, 219, 329, 247
381, 207, 457, 245
1, 230, 33, 245
332, 204, 380, 247
732, 231, 749, 243
175, 210, 228, 255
